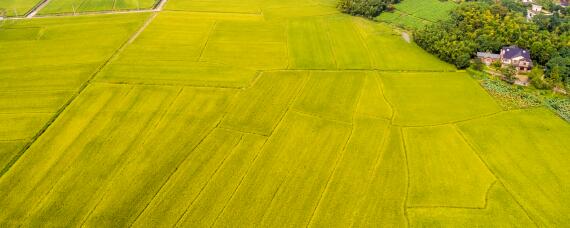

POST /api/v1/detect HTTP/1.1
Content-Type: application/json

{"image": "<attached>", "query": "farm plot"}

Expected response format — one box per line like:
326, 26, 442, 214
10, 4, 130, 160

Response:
165, 0, 261, 14
96, 12, 263, 87
220, 71, 307, 136
408, 182, 536, 226
0, 0, 42, 16
376, 11, 431, 30
403, 124, 495, 208
0, 84, 239, 226
200, 20, 288, 70
0, 13, 148, 172
394, 0, 457, 22
1, 0, 569, 226
457, 108, 570, 226
355, 72, 393, 119
378, 0, 457, 29
262, 4, 339, 20
308, 116, 390, 227
40, 0, 157, 15
352, 127, 408, 227
379, 72, 502, 126
287, 18, 336, 69
354, 18, 455, 71
293, 71, 366, 123
214, 112, 351, 227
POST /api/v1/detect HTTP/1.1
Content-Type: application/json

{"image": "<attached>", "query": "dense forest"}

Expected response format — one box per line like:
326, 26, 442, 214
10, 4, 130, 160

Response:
413, 1, 569, 87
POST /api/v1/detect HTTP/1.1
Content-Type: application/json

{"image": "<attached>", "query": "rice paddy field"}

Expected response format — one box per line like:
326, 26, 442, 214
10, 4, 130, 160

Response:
0, 0, 569, 226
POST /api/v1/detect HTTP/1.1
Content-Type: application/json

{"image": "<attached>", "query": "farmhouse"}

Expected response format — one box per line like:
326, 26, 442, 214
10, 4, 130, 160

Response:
527, 4, 553, 20
477, 52, 500, 65
500, 46, 533, 72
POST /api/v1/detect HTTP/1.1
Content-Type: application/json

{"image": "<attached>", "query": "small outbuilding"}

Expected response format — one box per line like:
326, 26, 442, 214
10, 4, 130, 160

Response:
477, 52, 500, 65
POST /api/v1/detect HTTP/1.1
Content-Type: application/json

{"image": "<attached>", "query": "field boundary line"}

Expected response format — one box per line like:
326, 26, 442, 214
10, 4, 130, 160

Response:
245, 71, 263, 89
197, 21, 218, 62
306, 121, 354, 227
250, 78, 316, 225
219, 73, 310, 226
0, 139, 28, 142
406, 180, 497, 210
209, 136, 271, 227
284, 21, 290, 69
393, 110, 506, 128
292, 109, 352, 126
260, 71, 309, 136
307, 80, 365, 227
452, 124, 539, 227
78, 87, 184, 226
128, 124, 219, 227
92, 81, 244, 90
211, 72, 309, 226
256, 108, 352, 225
400, 127, 412, 227
0, 111, 54, 115
161, 9, 262, 15
132, 90, 242, 227
374, 71, 396, 120
0, 12, 155, 177
173, 135, 245, 227
350, 18, 374, 68
217, 126, 269, 137
322, 18, 339, 69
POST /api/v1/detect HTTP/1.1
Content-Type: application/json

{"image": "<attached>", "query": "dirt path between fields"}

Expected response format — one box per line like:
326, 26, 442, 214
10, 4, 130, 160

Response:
25, 0, 51, 18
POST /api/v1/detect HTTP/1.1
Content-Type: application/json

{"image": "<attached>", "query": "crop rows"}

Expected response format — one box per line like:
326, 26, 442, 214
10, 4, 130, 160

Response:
0, 0, 569, 226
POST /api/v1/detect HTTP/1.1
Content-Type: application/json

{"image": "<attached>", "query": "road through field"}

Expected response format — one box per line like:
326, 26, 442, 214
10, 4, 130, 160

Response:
25, 0, 51, 18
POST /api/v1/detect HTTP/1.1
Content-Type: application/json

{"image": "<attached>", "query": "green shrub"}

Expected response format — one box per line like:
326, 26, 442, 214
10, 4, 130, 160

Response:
337, 0, 395, 18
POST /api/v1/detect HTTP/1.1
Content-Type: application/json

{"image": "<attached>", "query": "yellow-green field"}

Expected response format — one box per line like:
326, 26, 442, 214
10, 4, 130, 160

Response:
0, 0, 568, 226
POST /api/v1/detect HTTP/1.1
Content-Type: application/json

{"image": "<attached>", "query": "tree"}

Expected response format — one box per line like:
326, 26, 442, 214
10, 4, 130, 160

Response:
501, 0, 526, 15
501, 65, 518, 83
337, 0, 396, 18
473, 57, 485, 71
529, 67, 551, 89
546, 56, 570, 82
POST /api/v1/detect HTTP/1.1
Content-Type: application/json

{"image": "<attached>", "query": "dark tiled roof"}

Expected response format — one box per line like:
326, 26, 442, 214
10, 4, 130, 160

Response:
477, 52, 500, 59
502, 46, 531, 60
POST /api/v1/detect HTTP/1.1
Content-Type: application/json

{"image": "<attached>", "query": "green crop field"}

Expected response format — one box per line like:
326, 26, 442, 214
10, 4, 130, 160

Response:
377, 0, 457, 29
0, 0, 42, 16
39, 0, 158, 15
0, 0, 569, 226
